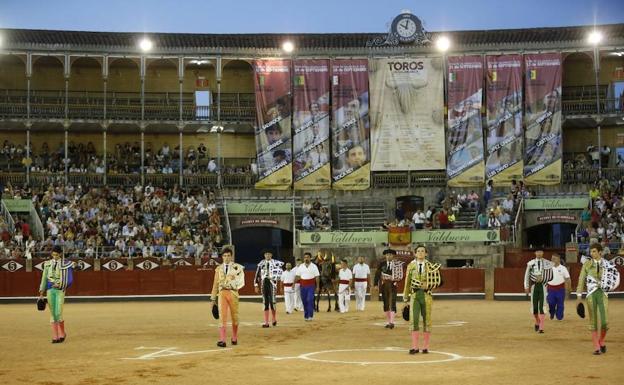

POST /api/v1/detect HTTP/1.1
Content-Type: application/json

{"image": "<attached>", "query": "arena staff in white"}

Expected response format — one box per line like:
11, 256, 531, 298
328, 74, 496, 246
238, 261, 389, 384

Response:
352, 256, 371, 311
280, 263, 297, 314
337, 259, 353, 313
546, 254, 570, 321
293, 258, 304, 312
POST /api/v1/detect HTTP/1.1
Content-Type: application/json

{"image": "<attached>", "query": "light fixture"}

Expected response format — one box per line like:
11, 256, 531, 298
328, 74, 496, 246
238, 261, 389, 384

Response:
435, 36, 450, 52
210, 125, 224, 133
139, 37, 153, 52
588, 31, 602, 45
282, 41, 294, 53
189, 59, 210, 65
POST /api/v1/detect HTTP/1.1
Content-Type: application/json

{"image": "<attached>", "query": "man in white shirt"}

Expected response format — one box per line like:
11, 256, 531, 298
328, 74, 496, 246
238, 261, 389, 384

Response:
295, 252, 320, 321
412, 210, 426, 230
293, 258, 304, 312
546, 254, 571, 321
352, 256, 370, 311
280, 263, 297, 314
337, 259, 353, 313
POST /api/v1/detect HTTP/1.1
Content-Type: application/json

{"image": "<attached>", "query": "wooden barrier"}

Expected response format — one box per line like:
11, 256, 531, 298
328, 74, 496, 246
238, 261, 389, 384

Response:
0, 266, 486, 297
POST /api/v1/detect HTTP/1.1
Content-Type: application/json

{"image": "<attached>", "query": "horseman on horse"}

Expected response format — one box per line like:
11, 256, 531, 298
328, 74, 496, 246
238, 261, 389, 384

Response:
315, 251, 339, 312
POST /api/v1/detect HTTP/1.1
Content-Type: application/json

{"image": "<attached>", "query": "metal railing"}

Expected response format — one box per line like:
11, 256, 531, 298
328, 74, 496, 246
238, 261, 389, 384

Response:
562, 97, 623, 116
0, 199, 16, 235
0, 89, 256, 122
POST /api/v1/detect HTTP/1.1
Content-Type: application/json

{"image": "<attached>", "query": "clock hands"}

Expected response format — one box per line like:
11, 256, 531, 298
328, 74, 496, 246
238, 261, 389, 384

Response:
402, 21, 409, 30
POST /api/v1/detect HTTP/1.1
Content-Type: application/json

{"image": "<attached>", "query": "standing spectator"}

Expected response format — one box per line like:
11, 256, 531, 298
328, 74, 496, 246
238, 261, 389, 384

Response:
412, 209, 425, 230
484, 180, 493, 207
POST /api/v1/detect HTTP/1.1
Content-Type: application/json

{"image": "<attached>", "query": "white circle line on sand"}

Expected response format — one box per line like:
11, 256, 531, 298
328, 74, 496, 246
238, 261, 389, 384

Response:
265, 347, 495, 365
372, 321, 468, 327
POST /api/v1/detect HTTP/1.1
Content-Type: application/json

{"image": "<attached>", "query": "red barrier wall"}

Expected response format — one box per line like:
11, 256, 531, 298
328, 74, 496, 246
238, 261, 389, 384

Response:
0, 267, 486, 297
494, 266, 624, 293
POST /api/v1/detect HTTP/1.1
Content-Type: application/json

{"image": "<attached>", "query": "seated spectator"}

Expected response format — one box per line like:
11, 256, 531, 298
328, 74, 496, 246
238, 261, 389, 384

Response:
468, 190, 479, 209
302, 213, 315, 230
487, 211, 501, 228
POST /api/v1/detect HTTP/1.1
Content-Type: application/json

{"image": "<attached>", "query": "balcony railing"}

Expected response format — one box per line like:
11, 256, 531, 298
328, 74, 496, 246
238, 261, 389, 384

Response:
1, 168, 622, 188
0, 89, 256, 122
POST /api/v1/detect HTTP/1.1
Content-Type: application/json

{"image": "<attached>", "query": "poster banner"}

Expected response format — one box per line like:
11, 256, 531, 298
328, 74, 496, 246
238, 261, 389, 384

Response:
331, 59, 370, 190
253, 59, 293, 190
524, 53, 562, 185
292, 59, 331, 190
446, 55, 485, 186
370, 58, 445, 171
485, 55, 524, 184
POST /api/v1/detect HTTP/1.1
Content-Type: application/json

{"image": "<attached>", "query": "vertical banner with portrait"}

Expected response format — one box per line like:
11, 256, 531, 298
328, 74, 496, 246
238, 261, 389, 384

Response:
253, 60, 293, 190
369, 58, 445, 171
485, 55, 524, 184
446, 55, 485, 186
292, 59, 331, 190
524, 53, 562, 185
331, 59, 370, 190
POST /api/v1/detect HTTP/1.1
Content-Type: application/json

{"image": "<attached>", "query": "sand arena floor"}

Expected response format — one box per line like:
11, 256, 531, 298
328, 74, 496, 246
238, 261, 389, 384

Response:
0, 299, 622, 385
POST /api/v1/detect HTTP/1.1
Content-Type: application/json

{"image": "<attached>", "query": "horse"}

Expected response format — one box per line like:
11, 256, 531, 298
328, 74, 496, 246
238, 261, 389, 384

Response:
315, 254, 339, 312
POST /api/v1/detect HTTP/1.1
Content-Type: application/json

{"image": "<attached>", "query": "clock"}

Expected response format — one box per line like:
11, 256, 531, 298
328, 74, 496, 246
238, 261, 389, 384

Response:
390, 13, 423, 43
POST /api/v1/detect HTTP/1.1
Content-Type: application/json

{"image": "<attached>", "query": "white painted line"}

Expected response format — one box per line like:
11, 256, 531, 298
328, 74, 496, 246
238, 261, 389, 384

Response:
122, 346, 231, 360
265, 347, 495, 365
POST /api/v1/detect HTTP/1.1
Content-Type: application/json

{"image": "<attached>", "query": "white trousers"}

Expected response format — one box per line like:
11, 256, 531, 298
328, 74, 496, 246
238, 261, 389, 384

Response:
338, 285, 350, 313
354, 282, 367, 311
284, 287, 296, 313
294, 283, 304, 311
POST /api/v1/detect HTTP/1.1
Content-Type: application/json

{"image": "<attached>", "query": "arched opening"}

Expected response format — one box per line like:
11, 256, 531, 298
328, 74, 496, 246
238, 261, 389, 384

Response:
231, 227, 294, 268
31, 56, 65, 119
69, 57, 103, 120
108, 58, 140, 120
145, 59, 179, 121
525, 223, 577, 248
0, 55, 27, 119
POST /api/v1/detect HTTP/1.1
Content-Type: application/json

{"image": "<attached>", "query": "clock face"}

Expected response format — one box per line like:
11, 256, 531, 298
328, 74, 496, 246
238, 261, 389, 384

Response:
391, 14, 423, 43
396, 18, 417, 38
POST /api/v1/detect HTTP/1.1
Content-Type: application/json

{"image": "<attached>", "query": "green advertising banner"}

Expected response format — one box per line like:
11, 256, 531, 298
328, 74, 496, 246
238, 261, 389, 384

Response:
299, 229, 499, 245
2, 199, 32, 212
411, 229, 499, 243
299, 231, 388, 245
524, 198, 588, 210
226, 201, 292, 215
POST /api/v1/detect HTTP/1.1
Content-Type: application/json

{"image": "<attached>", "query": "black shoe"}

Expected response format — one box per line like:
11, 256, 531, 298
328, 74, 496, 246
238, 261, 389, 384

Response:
262, 324, 270, 328
538, 330, 544, 334
534, 324, 539, 332
59, 337, 65, 343
550, 314, 554, 320
389, 323, 395, 329
593, 350, 601, 355
272, 321, 277, 326
385, 324, 391, 329
51, 339, 60, 344
231, 340, 238, 346
422, 349, 429, 354
216, 341, 226, 348
600, 345, 606, 353
409, 349, 419, 355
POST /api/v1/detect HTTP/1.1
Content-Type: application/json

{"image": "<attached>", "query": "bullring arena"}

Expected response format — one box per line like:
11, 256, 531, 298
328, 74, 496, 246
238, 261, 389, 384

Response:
1, 6, 624, 385
1, 300, 623, 385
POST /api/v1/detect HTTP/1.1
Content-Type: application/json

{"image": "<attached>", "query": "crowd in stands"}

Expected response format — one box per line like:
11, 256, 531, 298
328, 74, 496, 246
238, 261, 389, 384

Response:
301, 198, 332, 231
576, 178, 624, 257
1, 140, 255, 176
1, 182, 223, 259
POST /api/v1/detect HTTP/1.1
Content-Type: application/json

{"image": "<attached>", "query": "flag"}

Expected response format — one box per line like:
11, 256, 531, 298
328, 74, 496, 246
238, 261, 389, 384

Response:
491, 71, 497, 82
449, 72, 455, 82
530, 69, 537, 80
295, 75, 305, 86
